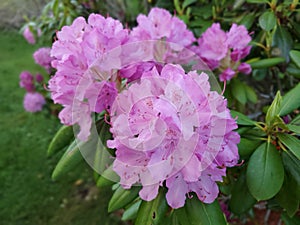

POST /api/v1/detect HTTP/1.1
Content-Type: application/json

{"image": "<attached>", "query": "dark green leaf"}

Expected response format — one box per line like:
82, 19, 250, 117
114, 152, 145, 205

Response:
266, 91, 282, 126
108, 186, 141, 213
175, 198, 226, 225
98, 119, 116, 156
273, 26, 293, 62
279, 83, 300, 116
282, 151, 300, 185
96, 165, 119, 187
291, 114, 300, 125
281, 212, 300, 225
135, 188, 169, 225
286, 64, 300, 78
278, 133, 300, 160
238, 138, 262, 158
51, 140, 83, 181
231, 79, 247, 105
47, 125, 74, 157
122, 200, 142, 221
238, 13, 256, 30
247, 142, 284, 201
248, 57, 285, 69
230, 110, 256, 126
182, 0, 197, 9
245, 85, 258, 103
229, 170, 256, 214
246, 0, 269, 3
276, 174, 299, 217
290, 50, 300, 68
259, 11, 276, 31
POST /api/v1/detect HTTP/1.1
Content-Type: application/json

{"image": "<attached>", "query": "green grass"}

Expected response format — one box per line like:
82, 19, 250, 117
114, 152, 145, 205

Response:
0, 32, 123, 225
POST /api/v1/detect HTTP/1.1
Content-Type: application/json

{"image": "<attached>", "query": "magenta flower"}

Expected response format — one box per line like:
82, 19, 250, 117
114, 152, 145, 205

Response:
49, 14, 129, 140
108, 64, 239, 209
195, 23, 252, 81
23, 92, 46, 112
33, 47, 53, 73
23, 26, 35, 44
36, 74, 44, 83
19, 71, 35, 92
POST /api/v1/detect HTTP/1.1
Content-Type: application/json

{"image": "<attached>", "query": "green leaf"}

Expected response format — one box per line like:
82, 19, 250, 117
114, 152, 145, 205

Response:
259, 11, 277, 31
273, 26, 293, 62
229, 170, 257, 214
276, 174, 299, 217
279, 83, 300, 116
230, 110, 256, 126
291, 114, 300, 125
51, 140, 83, 181
96, 165, 119, 187
238, 12, 256, 29
246, 0, 269, 3
266, 91, 282, 126
122, 200, 142, 221
281, 212, 300, 225
278, 133, 300, 160
182, 0, 197, 9
231, 79, 247, 105
246, 142, 284, 201
97, 119, 116, 156
286, 64, 300, 78
248, 57, 285, 69
47, 125, 74, 157
175, 198, 226, 225
108, 186, 141, 213
51, 136, 100, 180
290, 50, 300, 68
245, 85, 258, 103
135, 188, 169, 225
282, 151, 300, 185
238, 138, 262, 158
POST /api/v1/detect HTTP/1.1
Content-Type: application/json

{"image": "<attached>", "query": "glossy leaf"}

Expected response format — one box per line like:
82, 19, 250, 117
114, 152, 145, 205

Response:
47, 125, 74, 157
278, 133, 300, 160
259, 11, 276, 31
231, 79, 247, 105
290, 50, 300, 68
135, 188, 169, 225
122, 200, 142, 221
273, 26, 293, 62
51, 140, 83, 181
291, 114, 300, 125
108, 186, 141, 213
230, 110, 256, 126
238, 13, 256, 29
245, 85, 258, 103
246, 0, 269, 3
287, 124, 300, 133
238, 138, 262, 158
276, 175, 299, 217
96, 165, 119, 187
281, 212, 300, 225
229, 170, 256, 214
175, 198, 226, 225
282, 151, 300, 185
247, 142, 284, 201
182, 0, 197, 9
279, 83, 300, 116
248, 57, 285, 69
266, 91, 281, 126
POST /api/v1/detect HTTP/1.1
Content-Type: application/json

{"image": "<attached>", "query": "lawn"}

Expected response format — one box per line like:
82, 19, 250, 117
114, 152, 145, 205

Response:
0, 31, 122, 225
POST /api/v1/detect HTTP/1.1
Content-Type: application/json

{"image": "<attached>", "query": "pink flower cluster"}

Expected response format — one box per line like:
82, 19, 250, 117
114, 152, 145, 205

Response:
33, 47, 54, 73
48, 8, 242, 208
19, 71, 45, 112
195, 23, 252, 81
108, 64, 239, 208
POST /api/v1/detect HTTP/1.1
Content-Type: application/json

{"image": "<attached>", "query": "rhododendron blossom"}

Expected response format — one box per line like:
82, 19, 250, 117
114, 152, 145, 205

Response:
19, 71, 35, 92
23, 92, 46, 112
23, 26, 35, 44
33, 47, 54, 73
108, 64, 239, 208
49, 13, 129, 140
195, 23, 252, 81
